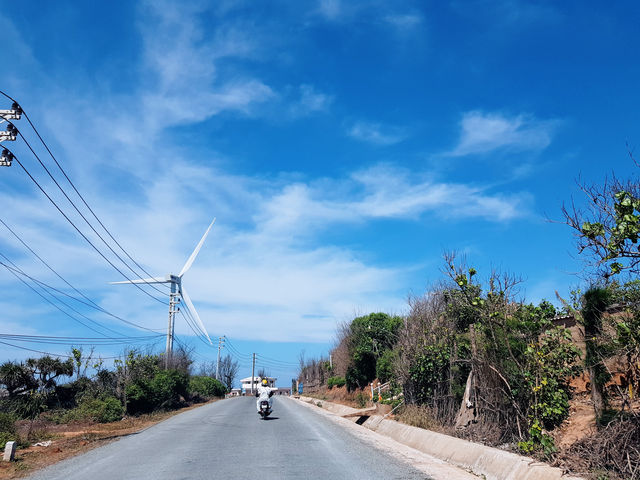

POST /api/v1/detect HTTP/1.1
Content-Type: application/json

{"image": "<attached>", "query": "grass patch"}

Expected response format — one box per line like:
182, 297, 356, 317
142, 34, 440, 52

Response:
395, 404, 439, 431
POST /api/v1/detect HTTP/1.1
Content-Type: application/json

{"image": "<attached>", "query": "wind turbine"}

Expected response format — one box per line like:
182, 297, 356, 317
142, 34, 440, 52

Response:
111, 219, 216, 365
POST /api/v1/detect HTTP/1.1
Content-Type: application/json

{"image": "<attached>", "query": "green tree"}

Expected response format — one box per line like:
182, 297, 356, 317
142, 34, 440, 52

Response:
0, 361, 37, 396
345, 312, 402, 390
562, 166, 640, 277
26, 356, 74, 391
189, 376, 227, 397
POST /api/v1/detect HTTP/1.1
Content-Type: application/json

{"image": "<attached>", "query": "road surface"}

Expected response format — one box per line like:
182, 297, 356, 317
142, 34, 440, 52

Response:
25, 396, 435, 480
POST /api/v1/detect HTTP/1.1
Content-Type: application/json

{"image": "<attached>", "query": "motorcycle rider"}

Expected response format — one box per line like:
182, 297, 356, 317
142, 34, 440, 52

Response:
256, 378, 274, 414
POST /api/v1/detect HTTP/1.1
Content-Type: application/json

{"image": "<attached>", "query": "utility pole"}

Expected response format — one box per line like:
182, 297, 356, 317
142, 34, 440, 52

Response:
251, 353, 256, 394
329, 354, 332, 370
165, 285, 179, 369
215, 336, 225, 380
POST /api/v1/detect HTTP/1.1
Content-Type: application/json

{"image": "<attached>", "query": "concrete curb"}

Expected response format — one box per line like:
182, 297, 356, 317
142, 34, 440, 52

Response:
295, 397, 583, 480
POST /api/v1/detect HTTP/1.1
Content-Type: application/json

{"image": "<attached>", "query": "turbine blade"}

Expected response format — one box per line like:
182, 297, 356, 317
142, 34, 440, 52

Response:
109, 276, 168, 285
180, 286, 213, 345
179, 218, 216, 277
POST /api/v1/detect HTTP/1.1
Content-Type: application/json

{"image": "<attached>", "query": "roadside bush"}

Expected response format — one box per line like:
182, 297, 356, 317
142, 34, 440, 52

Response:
0, 412, 16, 449
375, 350, 396, 384
355, 392, 368, 408
54, 377, 93, 409
188, 376, 226, 398
152, 370, 189, 407
125, 382, 153, 414
396, 404, 439, 431
126, 369, 189, 414
76, 395, 123, 423
327, 376, 346, 389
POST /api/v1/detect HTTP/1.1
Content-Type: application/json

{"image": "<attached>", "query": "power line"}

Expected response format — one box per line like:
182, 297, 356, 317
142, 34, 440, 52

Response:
256, 354, 299, 367
15, 130, 169, 298
0, 238, 163, 333
0, 333, 164, 346
0, 216, 106, 311
1, 258, 121, 337
0, 339, 149, 360
223, 338, 253, 360
0, 251, 161, 338
1, 146, 168, 306
0, 90, 169, 293
177, 308, 214, 347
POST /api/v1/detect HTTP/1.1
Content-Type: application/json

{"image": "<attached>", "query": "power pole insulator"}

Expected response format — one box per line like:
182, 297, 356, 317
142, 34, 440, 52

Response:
0, 103, 22, 121
0, 149, 13, 167
0, 123, 17, 142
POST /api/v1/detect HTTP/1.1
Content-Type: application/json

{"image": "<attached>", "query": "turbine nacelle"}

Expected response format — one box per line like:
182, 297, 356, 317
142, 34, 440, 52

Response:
110, 218, 216, 345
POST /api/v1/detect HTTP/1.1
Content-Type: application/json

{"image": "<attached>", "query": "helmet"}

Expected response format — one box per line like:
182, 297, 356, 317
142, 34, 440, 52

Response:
262, 379, 268, 385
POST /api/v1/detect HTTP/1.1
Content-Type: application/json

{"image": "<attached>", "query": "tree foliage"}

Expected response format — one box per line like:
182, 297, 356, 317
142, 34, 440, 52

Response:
563, 165, 640, 277
345, 312, 402, 391
189, 376, 227, 398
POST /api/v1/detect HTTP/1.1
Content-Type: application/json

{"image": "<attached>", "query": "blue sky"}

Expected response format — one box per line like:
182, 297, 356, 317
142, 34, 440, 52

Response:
0, 1, 639, 386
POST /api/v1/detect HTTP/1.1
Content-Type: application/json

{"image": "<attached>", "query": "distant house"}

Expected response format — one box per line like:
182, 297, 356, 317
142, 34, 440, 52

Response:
226, 388, 242, 397
240, 376, 276, 394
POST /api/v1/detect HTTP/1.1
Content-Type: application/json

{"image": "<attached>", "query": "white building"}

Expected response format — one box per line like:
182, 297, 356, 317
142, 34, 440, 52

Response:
240, 376, 276, 393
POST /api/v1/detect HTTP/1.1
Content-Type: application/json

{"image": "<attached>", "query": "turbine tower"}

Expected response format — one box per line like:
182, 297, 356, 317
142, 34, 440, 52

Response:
111, 219, 216, 366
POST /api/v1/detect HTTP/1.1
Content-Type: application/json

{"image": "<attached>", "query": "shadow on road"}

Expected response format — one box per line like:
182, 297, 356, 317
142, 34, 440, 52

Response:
262, 416, 279, 421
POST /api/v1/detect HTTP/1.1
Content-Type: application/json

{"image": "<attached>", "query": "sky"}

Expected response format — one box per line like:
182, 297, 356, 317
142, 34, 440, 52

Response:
0, 0, 639, 387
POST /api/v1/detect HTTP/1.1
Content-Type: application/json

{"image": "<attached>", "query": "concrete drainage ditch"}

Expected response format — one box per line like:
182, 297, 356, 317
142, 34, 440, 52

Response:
295, 396, 583, 480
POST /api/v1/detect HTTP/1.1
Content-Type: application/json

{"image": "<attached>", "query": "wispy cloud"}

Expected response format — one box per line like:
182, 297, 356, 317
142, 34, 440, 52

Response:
289, 84, 334, 117
138, 1, 275, 129
348, 121, 407, 146
448, 111, 557, 156
255, 165, 528, 241
317, 0, 343, 20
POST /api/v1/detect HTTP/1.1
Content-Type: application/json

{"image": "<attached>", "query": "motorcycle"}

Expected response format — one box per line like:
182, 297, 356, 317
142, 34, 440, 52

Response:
258, 399, 271, 418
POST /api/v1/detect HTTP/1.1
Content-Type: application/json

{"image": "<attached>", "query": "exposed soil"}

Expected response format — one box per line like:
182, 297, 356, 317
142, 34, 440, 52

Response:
553, 394, 597, 448
0, 400, 217, 479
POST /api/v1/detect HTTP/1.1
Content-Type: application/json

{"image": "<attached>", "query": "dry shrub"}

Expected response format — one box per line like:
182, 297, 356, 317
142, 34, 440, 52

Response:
554, 416, 640, 479
396, 404, 440, 431
330, 321, 352, 378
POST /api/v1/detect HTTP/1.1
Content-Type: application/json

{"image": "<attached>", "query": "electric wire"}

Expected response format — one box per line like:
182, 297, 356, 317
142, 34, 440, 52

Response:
0, 237, 163, 333
1, 259, 121, 337
0, 333, 164, 346
0, 216, 107, 311
14, 130, 169, 298
0, 339, 155, 360
0, 258, 162, 342
1, 146, 168, 306
256, 354, 299, 366
177, 308, 213, 347
0, 260, 127, 338
0, 90, 170, 293
223, 339, 253, 360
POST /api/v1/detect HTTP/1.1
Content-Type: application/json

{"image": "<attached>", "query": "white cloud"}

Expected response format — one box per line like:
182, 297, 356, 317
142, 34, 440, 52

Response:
449, 111, 557, 156
291, 85, 334, 116
254, 165, 528, 242
348, 121, 407, 146
317, 0, 343, 20
134, 0, 275, 136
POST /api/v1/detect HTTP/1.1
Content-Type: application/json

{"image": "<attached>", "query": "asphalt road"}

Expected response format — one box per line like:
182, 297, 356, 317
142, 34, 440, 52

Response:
26, 396, 432, 480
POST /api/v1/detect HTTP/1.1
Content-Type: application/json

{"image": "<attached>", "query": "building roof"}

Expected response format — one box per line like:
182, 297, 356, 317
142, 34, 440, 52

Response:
240, 376, 277, 382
